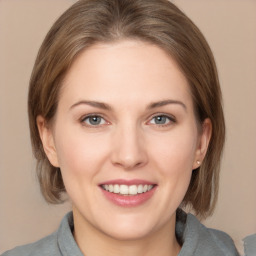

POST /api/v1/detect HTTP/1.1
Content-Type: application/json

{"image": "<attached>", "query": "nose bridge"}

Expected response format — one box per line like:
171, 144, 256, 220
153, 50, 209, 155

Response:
111, 121, 147, 169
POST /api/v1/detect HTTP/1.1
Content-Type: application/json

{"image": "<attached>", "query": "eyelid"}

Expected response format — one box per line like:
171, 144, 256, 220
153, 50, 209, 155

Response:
146, 113, 176, 125
80, 113, 110, 127
79, 112, 176, 128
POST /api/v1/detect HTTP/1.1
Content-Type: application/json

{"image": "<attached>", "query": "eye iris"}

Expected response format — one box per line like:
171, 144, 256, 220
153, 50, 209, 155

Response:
89, 116, 101, 125
155, 116, 167, 124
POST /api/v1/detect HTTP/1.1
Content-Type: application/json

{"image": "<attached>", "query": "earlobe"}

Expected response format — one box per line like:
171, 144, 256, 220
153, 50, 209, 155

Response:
36, 116, 60, 167
193, 118, 212, 169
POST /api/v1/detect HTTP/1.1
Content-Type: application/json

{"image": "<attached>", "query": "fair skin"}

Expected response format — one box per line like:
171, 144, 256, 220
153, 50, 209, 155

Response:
37, 40, 211, 256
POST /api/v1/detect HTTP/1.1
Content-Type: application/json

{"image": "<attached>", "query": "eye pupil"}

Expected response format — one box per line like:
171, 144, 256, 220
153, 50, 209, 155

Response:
155, 116, 167, 124
89, 116, 101, 125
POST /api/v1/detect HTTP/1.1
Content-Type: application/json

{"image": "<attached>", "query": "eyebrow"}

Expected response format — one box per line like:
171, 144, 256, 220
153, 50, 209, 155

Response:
147, 99, 187, 111
70, 99, 186, 111
70, 100, 112, 111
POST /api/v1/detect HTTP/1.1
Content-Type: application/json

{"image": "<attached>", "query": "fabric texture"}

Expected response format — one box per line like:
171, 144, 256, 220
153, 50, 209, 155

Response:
243, 234, 256, 256
1, 210, 239, 256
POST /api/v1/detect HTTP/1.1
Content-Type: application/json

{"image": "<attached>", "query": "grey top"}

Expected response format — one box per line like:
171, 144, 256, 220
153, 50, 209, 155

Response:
243, 234, 256, 256
1, 209, 239, 256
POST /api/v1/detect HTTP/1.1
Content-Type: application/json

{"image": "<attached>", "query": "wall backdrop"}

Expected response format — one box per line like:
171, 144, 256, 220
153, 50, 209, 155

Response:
1, 0, 256, 254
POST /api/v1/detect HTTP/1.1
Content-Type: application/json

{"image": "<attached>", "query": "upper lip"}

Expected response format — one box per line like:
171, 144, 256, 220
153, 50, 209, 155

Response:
99, 179, 156, 186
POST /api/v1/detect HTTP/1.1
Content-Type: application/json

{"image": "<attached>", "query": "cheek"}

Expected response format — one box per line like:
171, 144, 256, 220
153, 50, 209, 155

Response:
54, 127, 109, 179
53, 130, 111, 205
150, 127, 198, 173
148, 124, 198, 204
149, 127, 198, 209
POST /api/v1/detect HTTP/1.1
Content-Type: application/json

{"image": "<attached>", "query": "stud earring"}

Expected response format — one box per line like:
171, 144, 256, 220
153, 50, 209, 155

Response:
196, 160, 200, 165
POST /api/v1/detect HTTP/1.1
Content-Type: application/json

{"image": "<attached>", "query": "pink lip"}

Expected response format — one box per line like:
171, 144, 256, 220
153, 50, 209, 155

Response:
99, 180, 157, 207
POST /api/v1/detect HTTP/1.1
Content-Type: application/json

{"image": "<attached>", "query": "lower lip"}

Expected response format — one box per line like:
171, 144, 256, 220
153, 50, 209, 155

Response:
100, 186, 157, 207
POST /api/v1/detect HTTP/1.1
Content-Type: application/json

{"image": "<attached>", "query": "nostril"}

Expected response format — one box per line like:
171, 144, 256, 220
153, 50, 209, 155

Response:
110, 131, 148, 169
111, 156, 147, 170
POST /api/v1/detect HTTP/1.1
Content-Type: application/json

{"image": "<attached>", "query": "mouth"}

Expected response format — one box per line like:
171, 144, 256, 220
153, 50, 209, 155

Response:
99, 180, 157, 207
100, 184, 156, 196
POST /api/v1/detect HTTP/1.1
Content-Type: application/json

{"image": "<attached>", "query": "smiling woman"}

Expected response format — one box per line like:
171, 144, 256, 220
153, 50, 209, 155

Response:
1, 0, 239, 256
36, 41, 208, 246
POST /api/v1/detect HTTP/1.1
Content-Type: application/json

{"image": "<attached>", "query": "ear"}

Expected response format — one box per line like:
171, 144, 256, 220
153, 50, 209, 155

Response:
36, 115, 60, 167
192, 118, 212, 169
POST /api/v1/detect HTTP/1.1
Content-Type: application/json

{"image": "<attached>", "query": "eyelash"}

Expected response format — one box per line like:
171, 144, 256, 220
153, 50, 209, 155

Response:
147, 114, 176, 127
80, 113, 176, 128
80, 114, 108, 127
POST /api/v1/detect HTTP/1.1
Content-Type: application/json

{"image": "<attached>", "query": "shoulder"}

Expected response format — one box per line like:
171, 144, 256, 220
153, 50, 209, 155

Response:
1, 212, 82, 256
206, 227, 239, 255
1, 232, 60, 256
243, 233, 256, 256
177, 210, 240, 256
186, 213, 239, 255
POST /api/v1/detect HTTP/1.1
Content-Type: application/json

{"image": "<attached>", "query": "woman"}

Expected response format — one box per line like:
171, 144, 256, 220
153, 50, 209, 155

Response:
2, 0, 239, 255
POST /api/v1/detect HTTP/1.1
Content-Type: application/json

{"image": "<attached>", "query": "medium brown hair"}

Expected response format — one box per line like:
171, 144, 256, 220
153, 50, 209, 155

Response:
28, 0, 225, 217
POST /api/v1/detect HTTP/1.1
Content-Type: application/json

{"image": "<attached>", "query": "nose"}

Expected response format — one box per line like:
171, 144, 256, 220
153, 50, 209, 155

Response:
110, 124, 148, 170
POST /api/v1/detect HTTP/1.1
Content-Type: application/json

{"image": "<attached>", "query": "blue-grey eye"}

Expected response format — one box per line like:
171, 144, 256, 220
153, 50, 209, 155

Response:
83, 116, 106, 126
149, 115, 172, 125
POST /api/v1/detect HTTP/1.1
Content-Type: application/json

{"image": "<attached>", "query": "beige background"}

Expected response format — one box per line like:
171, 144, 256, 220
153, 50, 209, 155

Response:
0, 0, 255, 254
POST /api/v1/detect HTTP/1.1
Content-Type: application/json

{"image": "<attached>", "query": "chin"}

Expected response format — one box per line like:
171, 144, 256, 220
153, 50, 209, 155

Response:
101, 225, 154, 241
95, 212, 167, 242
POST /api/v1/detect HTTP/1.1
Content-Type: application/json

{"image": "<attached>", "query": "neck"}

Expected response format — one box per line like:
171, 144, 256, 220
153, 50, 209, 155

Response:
73, 207, 181, 256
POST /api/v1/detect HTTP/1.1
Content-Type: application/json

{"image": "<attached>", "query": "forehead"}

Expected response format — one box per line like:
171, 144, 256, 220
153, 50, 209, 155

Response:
60, 40, 193, 109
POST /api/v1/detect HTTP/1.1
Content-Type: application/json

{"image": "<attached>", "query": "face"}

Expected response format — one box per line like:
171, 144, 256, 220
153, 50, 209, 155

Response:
38, 40, 211, 241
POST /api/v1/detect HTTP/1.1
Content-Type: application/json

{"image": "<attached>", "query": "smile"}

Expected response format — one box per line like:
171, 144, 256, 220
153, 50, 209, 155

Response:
101, 184, 155, 196
100, 181, 157, 207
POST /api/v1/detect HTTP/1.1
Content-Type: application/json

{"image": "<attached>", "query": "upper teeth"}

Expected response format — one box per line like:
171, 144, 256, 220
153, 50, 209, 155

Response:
102, 184, 154, 195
